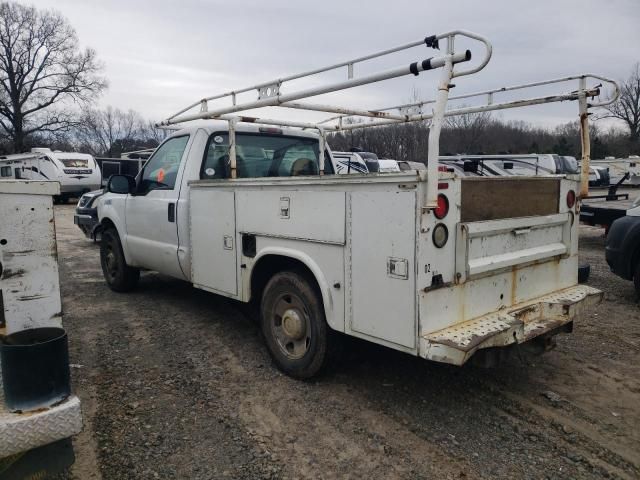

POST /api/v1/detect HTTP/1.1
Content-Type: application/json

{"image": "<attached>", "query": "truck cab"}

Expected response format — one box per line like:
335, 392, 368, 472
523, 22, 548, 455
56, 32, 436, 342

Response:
98, 123, 336, 282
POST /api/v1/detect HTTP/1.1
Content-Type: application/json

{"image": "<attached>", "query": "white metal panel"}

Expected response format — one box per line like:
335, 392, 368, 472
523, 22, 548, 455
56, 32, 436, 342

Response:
0, 180, 59, 195
348, 191, 416, 349
236, 190, 345, 244
457, 213, 570, 279
0, 190, 62, 333
190, 189, 238, 296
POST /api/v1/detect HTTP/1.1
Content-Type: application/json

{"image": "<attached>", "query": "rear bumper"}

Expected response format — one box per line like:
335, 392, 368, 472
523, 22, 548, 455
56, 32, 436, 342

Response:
421, 285, 602, 365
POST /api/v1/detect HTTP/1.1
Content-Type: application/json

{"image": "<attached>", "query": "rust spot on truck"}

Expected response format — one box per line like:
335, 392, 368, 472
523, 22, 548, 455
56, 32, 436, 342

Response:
3, 249, 35, 258
17, 294, 47, 301
2, 268, 25, 279
367, 110, 391, 118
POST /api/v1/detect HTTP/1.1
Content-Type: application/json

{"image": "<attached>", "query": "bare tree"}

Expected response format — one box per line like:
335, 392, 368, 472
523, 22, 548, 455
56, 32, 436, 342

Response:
444, 108, 493, 154
78, 107, 144, 156
604, 63, 640, 144
0, 2, 106, 153
140, 120, 169, 146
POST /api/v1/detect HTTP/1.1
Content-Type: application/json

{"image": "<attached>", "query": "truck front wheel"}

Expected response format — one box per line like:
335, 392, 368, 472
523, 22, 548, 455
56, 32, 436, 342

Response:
100, 227, 140, 292
260, 271, 329, 379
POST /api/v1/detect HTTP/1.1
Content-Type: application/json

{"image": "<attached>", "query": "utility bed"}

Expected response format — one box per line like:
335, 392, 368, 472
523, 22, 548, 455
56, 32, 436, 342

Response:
189, 172, 587, 362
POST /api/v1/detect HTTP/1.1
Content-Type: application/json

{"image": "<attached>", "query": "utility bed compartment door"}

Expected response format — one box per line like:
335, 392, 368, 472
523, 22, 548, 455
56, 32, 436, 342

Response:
190, 189, 238, 296
456, 213, 571, 281
347, 191, 416, 349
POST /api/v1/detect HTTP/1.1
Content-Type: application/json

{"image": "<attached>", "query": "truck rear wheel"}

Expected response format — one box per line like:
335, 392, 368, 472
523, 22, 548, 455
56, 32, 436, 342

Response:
260, 270, 329, 379
100, 227, 140, 292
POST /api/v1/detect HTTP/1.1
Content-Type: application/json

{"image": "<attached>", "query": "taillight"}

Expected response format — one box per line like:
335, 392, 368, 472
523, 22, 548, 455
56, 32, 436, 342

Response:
434, 194, 449, 219
566, 190, 576, 209
432, 223, 448, 248
438, 165, 449, 172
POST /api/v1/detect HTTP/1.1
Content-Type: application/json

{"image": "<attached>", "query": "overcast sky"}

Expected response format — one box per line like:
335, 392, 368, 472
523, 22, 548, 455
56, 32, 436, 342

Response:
29, 0, 640, 129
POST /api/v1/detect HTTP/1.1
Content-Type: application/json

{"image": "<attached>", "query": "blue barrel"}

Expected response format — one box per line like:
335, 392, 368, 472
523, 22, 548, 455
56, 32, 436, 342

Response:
0, 327, 71, 412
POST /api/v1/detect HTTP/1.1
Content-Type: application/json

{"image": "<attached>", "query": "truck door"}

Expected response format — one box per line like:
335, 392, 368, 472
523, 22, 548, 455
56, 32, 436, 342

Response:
125, 135, 191, 279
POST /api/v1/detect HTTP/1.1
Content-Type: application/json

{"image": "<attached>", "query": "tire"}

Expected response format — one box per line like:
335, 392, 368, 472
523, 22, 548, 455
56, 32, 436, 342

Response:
634, 261, 640, 300
260, 270, 330, 379
100, 227, 140, 292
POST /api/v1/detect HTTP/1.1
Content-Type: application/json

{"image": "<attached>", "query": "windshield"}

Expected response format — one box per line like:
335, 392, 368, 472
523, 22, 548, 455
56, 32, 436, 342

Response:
60, 158, 90, 168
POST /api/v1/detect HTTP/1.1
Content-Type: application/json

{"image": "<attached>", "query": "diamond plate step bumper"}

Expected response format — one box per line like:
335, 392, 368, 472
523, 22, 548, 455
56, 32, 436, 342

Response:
0, 368, 82, 459
421, 285, 603, 365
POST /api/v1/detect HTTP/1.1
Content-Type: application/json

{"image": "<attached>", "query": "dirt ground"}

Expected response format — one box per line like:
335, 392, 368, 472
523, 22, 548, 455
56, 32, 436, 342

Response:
52, 204, 640, 480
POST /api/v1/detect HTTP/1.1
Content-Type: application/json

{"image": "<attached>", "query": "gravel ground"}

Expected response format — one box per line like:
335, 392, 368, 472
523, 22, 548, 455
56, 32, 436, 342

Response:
52, 204, 640, 480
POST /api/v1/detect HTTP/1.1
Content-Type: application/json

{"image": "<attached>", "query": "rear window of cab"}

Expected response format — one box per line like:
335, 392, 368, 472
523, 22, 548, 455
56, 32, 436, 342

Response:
200, 132, 333, 179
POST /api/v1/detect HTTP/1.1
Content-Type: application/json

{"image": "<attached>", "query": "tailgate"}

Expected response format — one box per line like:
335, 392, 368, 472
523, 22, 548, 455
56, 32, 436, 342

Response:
456, 213, 571, 280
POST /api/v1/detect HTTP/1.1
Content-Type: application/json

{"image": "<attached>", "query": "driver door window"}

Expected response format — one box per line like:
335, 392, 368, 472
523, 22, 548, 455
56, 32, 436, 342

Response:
139, 136, 189, 193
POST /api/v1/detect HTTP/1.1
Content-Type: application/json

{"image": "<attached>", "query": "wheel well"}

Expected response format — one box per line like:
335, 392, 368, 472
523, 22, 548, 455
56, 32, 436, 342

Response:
100, 217, 116, 231
631, 245, 640, 279
250, 255, 321, 304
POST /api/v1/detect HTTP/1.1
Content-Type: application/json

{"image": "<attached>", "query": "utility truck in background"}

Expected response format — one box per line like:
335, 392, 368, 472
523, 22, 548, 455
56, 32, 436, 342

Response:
96, 30, 617, 378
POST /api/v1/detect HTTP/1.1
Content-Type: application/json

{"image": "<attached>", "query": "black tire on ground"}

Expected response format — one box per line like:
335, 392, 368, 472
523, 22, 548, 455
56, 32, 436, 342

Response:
260, 270, 331, 379
100, 227, 140, 292
634, 261, 640, 300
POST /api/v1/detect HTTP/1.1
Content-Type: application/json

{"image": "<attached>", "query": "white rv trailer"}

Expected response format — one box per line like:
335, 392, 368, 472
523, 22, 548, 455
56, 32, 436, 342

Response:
591, 157, 640, 185
97, 30, 619, 378
0, 148, 101, 202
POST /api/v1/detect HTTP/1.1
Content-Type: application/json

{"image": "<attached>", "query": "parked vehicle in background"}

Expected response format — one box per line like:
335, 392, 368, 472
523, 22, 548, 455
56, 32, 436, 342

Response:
331, 151, 369, 174
93, 30, 616, 379
0, 148, 101, 202
605, 197, 640, 296
74, 189, 106, 239
592, 157, 640, 185
589, 165, 610, 186
439, 154, 579, 177
397, 160, 426, 171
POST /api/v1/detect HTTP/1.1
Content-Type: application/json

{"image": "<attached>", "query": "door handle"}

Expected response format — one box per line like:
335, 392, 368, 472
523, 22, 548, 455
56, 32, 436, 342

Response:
168, 203, 175, 222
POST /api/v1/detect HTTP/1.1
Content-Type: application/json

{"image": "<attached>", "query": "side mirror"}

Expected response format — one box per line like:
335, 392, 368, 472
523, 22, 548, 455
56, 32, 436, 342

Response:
107, 174, 136, 194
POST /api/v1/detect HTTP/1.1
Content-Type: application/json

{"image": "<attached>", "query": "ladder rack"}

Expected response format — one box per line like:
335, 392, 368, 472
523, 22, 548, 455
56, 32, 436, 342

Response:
158, 30, 619, 204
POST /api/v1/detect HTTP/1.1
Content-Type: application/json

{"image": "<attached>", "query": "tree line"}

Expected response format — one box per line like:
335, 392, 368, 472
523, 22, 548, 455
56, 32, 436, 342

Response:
328, 114, 638, 162
0, 1, 639, 160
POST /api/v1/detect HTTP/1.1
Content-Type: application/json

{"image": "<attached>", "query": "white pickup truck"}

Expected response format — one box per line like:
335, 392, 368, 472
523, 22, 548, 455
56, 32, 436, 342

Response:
96, 31, 615, 378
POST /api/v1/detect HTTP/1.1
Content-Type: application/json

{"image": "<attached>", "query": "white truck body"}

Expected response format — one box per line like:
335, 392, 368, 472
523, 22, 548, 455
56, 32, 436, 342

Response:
0, 148, 101, 199
98, 122, 599, 366
96, 30, 618, 375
